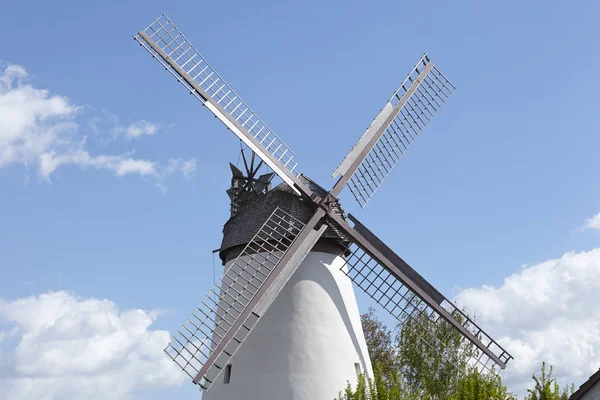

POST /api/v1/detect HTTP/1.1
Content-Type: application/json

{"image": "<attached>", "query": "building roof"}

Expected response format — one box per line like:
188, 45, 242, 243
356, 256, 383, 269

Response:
569, 369, 600, 400
219, 175, 347, 263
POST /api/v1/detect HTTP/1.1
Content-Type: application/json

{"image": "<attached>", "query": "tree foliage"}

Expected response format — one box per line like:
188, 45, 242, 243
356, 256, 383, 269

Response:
453, 367, 516, 400
361, 307, 397, 379
396, 307, 473, 398
524, 362, 574, 400
337, 307, 575, 400
337, 364, 512, 400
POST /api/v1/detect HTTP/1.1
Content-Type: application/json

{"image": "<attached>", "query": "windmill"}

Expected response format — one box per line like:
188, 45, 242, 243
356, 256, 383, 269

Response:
133, 14, 513, 398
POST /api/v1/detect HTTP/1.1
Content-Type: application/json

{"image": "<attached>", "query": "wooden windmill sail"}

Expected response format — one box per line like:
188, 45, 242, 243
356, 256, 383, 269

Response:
133, 14, 513, 397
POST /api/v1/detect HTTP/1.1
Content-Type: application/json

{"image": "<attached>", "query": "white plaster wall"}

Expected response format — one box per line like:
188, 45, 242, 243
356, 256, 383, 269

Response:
203, 251, 373, 400
583, 380, 600, 400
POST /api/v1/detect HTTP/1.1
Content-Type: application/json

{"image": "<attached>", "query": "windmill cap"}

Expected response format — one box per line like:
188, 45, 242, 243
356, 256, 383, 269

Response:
219, 175, 349, 264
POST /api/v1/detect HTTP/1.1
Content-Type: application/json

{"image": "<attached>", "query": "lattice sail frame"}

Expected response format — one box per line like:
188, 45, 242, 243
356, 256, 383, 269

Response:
342, 243, 512, 372
133, 14, 298, 186
344, 54, 456, 208
164, 208, 305, 390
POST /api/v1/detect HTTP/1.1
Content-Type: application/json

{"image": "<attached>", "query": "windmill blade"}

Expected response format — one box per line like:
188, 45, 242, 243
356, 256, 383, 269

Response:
134, 14, 306, 196
165, 207, 327, 390
327, 212, 513, 371
331, 54, 456, 207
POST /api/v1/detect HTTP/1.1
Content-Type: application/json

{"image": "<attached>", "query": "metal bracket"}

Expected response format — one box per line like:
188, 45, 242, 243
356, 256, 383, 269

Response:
317, 193, 341, 214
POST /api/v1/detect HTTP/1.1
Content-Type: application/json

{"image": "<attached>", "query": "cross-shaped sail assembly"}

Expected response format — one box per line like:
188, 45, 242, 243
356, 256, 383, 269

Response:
134, 14, 513, 392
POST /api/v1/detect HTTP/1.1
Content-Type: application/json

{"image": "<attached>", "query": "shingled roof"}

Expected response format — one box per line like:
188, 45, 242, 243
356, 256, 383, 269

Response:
569, 369, 600, 400
219, 175, 348, 263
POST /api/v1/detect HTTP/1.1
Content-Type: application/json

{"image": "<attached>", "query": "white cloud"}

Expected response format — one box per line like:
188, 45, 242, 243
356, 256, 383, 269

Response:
164, 158, 197, 180
114, 158, 156, 176
0, 291, 184, 400
0, 66, 78, 169
0, 64, 195, 188
584, 212, 600, 231
455, 248, 600, 396
38, 149, 156, 180
124, 120, 158, 139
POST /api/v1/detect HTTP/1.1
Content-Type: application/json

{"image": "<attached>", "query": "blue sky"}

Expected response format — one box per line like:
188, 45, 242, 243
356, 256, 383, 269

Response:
1, 0, 600, 398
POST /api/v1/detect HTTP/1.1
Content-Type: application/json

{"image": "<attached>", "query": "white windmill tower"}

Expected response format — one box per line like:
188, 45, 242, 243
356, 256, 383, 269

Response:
206, 156, 373, 399
133, 14, 513, 400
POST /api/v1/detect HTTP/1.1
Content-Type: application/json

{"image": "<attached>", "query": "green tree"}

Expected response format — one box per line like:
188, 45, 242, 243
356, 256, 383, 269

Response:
452, 367, 516, 400
341, 309, 580, 400
361, 307, 398, 379
336, 364, 421, 400
524, 362, 574, 400
338, 307, 513, 400
395, 304, 474, 398
336, 364, 513, 400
